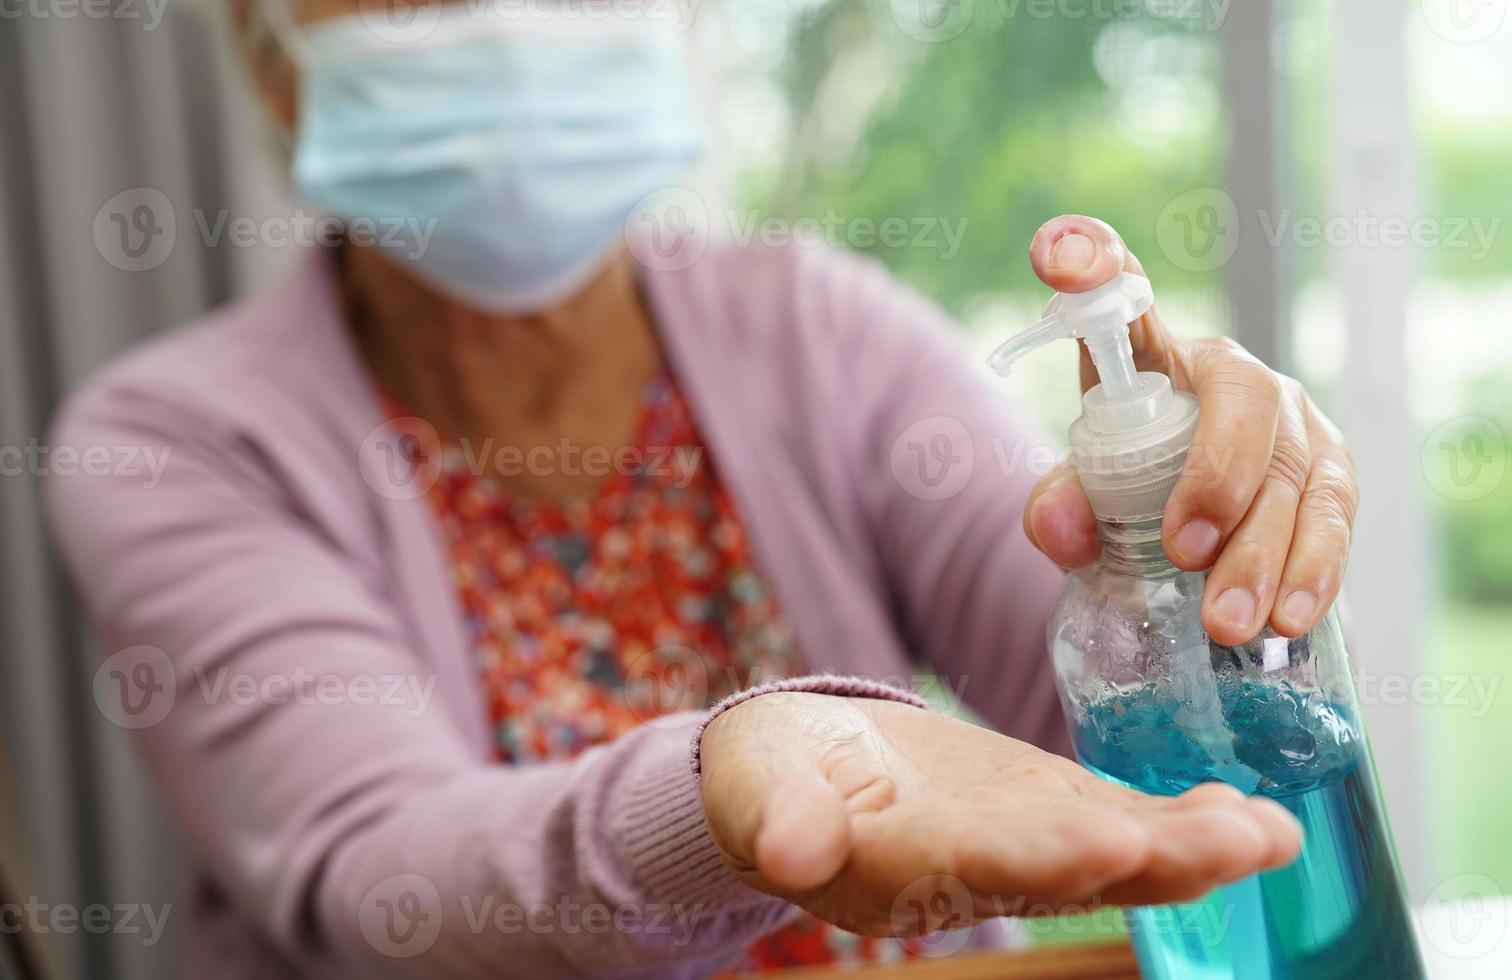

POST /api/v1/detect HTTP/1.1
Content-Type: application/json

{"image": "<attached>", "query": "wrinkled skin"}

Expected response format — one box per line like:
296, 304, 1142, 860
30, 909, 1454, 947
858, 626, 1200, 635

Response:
702, 692, 1302, 934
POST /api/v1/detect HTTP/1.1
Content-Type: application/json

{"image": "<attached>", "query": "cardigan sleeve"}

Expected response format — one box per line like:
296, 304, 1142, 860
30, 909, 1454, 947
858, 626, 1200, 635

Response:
43, 379, 807, 980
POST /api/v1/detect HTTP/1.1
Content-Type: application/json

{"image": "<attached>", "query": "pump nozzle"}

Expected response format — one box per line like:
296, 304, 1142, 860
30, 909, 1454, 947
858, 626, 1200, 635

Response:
988, 270, 1198, 521
987, 272, 1153, 399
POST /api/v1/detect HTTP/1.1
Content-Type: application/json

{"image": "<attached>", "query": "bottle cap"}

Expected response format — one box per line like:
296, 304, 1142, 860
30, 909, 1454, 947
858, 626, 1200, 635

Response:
988, 272, 1198, 522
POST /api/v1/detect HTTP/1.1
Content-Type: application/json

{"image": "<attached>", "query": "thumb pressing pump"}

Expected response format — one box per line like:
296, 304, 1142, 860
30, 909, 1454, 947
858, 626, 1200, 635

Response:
989, 271, 1197, 522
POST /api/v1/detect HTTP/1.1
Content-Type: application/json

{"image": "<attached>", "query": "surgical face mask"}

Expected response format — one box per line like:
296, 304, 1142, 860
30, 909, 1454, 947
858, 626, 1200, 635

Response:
264, 3, 702, 313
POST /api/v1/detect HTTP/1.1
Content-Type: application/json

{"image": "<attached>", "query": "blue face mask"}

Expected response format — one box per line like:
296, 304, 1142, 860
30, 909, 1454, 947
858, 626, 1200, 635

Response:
274, 6, 702, 313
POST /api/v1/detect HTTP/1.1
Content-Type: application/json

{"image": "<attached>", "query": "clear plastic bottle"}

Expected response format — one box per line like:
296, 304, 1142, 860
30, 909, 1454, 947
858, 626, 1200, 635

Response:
990, 274, 1426, 979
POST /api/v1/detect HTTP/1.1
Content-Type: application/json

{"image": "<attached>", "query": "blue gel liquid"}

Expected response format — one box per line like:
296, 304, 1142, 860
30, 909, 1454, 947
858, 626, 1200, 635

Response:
1072, 682, 1426, 979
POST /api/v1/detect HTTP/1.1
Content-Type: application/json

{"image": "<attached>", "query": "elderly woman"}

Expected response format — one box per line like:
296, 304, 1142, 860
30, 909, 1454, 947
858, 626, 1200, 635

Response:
45, 1, 1359, 977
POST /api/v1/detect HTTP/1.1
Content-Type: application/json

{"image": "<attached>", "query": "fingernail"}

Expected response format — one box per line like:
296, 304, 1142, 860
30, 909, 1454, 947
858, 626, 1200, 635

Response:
1048, 233, 1096, 272
1213, 588, 1256, 631
1280, 590, 1317, 627
1172, 519, 1220, 565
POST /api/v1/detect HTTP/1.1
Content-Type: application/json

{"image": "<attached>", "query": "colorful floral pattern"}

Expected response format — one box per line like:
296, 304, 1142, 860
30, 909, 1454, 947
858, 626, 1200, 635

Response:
400, 369, 914, 972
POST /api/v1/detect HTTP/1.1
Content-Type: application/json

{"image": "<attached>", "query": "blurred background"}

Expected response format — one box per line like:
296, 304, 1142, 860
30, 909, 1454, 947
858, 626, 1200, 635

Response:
1, 0, 1509, 977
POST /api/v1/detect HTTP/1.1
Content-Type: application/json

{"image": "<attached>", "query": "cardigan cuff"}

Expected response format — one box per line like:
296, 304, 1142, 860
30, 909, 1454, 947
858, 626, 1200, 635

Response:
688, 674, 932, 779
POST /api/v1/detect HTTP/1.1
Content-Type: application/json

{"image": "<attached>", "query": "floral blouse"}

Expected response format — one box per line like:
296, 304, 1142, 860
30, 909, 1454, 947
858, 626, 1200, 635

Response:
397, 368, 917, 972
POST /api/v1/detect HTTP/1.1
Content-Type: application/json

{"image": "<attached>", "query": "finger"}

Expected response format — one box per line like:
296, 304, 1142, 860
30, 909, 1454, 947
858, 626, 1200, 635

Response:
1167, 782, 1246, 808
755, 771, 853, 892
1200, 381, 1311, 644
1168, 784, 1303, 870
1245, 797, 1305, 869
1102, 803, 1275, 906
1162, 340, 1283, 570
953, 804, 1153, 906
1029, 215, 1133, 294
1271, 402, 1359, 636
701, 740, 850, 891
1023, 462, 1101, 569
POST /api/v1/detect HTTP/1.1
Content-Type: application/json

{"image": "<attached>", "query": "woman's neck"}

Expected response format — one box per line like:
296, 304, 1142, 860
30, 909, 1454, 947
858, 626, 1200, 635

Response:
339, 241, 662, 501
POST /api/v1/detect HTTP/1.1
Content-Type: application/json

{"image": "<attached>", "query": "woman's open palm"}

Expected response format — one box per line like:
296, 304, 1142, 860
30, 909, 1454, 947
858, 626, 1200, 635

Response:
700, 693, 1301, 938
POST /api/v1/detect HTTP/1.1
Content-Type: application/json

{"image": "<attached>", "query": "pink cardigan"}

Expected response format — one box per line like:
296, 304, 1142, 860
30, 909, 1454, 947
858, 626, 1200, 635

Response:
45, 243, 1068, 979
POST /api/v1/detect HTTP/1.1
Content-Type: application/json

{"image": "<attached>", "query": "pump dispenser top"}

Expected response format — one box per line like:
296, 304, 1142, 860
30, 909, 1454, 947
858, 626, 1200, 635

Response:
989, 272, 1198, 522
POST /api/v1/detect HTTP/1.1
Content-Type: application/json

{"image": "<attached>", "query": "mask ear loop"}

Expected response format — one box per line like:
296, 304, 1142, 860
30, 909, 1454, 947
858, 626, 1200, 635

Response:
250, 0, 308, 163
256, 0, 311, 68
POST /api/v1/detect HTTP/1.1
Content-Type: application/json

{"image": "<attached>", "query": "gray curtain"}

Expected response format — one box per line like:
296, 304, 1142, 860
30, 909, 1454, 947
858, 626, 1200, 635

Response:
0, 4, 290, 977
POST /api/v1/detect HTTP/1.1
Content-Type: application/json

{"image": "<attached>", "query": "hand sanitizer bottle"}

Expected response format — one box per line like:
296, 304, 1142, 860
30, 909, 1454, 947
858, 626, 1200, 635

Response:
989, 273, 1426, 979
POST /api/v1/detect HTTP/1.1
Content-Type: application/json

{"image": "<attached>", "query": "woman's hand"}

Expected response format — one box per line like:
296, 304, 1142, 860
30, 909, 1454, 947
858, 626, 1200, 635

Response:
699, 692, 1301, 936
1023, 215, 1359, 646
